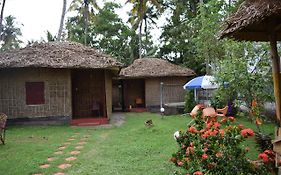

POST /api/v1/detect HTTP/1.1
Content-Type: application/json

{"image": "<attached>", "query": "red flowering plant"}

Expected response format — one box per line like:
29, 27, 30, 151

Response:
171, 109, 268, 175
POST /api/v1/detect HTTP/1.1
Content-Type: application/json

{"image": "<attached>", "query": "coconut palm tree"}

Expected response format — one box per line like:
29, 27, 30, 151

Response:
57, 0, 67, 41
0, 0, 6, 39
68, 0, 99, 45
127, 0, 162, 58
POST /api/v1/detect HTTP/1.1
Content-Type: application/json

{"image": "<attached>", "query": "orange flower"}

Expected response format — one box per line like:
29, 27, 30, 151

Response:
202, 153, 208, 160
241, 128, 255, 137
177, 161, 184, 166
193, 171, 203, 175
255, 118, 262, 125
237, 124, 244, 130
228, 116, 235, 122
258, 153, 269, 163
216, 152, 223, 158
220, 117, 227, 123
219, 129, 225, 136
188, 126, 198, 133
213, 122, 221, 128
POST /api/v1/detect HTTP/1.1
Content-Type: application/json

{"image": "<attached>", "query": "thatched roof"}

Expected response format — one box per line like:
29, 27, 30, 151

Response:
219, 0, 281, 41
119, 58, 195, 78
0, 42, 123, 69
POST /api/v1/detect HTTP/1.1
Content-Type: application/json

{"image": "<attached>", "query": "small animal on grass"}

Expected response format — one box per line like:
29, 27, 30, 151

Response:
145, 119, 153, 127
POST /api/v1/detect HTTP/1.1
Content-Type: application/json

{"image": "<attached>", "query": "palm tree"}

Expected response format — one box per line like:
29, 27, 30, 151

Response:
127, 0, 162, 59
0, 0, 6, 39
1, 15, 22, 51
57, 0, 67, 41
68, 0, 99, 45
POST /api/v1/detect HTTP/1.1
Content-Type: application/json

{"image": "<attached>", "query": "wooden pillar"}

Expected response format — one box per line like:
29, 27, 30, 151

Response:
269, 33, 281, 125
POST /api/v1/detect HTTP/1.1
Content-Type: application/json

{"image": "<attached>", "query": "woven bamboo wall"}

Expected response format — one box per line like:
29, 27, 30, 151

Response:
0, 68, 71, 119
105, 70, 113, 118
145, 77, 188, 107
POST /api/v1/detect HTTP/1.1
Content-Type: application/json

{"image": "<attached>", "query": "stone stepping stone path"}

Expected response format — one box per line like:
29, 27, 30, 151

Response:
70, 150, 80, 155
40, 164, 50, 169
58, 163, 72, 170
65, 156, 77, 161
75, 146, 83, 149
34, 132, 92, 174
58, 146, 67, 150
54, 151, 64, 155
77, 141, 87, 145
47, 157, 55, 162
53, 172, 66, 175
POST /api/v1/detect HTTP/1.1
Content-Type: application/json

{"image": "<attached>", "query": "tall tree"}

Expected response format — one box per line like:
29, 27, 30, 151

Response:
0, 15, 22, 51
127, 0, 162, 59
0, 0, 6, 39
57, 0, 67, 41
68, 0, 99, 45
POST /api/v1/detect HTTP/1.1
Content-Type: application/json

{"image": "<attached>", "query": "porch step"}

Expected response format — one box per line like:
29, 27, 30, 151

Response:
71, 118, 109, 126
129, 108, 147, 113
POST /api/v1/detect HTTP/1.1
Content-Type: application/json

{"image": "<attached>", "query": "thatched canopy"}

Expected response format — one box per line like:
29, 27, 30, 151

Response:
219, 0, 281, 41
0, 42, 123, 69
119, 58, 195, 78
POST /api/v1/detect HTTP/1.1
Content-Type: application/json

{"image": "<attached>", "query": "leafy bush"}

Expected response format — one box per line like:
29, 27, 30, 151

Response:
171, 110, 269, 175
184, 90, 196, 113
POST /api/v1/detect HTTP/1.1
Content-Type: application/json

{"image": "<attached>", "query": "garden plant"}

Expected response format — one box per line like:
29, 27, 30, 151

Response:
171, 109, 275, 175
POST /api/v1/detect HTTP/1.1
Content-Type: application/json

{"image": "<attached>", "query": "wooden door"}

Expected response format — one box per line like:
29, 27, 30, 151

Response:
72, 69, 106, 118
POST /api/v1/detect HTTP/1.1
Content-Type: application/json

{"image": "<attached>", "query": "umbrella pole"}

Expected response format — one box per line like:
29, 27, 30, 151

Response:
269, 34, 281, 125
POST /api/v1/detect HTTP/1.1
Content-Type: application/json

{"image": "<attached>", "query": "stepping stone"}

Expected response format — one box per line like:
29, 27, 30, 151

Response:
33, 173, 43, 175
40, 164, 50, 169
70, 135, 76, 138
80, 138, 87, 141
83, 135, 90, 138
77, 141, 86, 145
63, 142, 71, 145
58, 163, 71, 169
65, 156, 77, 161
54, 151, 63, 155
68, 138, 75, 141
58, 146, 67, 150
53, 172, 66, 175
47, 157, 55, 162
75, 146, 84, 149
70, 150, 80, 155
74, 132, 80, 135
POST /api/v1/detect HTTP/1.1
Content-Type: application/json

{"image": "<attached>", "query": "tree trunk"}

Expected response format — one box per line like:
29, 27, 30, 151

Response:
138, 21, 142, 59
269, 33, 281, 125
0, 0, 6, 40
57, 0, 67, 41
84, 0, 89, 45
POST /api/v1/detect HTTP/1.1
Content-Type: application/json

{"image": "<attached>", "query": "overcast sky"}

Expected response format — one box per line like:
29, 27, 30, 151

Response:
4, 0, 164, 44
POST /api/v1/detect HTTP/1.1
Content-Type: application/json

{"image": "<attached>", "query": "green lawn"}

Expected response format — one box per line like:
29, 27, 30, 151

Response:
0, 112, 275, 175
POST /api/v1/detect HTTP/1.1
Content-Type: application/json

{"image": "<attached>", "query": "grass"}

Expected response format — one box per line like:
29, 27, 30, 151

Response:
0, 112, 276, 175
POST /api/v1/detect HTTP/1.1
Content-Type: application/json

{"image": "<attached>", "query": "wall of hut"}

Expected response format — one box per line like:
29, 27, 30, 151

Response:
0, 68, 72, 120
105, 70, 114, 118
145, 77, 188, 110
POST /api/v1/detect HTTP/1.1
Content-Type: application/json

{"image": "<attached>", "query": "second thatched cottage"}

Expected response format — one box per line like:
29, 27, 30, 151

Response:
114, 58, 195, 113
0, 42, 122, 125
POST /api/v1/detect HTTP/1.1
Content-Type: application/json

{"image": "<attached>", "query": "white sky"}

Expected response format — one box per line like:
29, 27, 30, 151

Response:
4, 0, 165, 45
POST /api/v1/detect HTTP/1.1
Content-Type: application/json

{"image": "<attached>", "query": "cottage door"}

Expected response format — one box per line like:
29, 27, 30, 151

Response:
72, 70, 106, 118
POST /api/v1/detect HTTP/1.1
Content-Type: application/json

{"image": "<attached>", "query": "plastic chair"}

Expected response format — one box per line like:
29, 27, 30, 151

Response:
0, 113, 7, 145
216, 106, 228, 117
92, 101, 101, 117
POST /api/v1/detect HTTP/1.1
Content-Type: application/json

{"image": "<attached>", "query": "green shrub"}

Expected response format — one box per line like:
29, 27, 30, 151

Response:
184, 90, 196, 113
171, 110, 268, 175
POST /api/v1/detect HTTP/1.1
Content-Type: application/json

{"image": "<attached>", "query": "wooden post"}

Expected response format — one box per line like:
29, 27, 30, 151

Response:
269, 33, 281, 125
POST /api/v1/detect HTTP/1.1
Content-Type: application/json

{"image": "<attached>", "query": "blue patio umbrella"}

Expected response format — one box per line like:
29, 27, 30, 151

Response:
183, 75, 219, 102
183, 75, 218, 90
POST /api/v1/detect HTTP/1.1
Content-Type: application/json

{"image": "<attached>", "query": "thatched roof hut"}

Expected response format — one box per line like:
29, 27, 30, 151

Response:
219, 0, 281, 41
119, 58, 195, 78
0, 42, 123, 69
